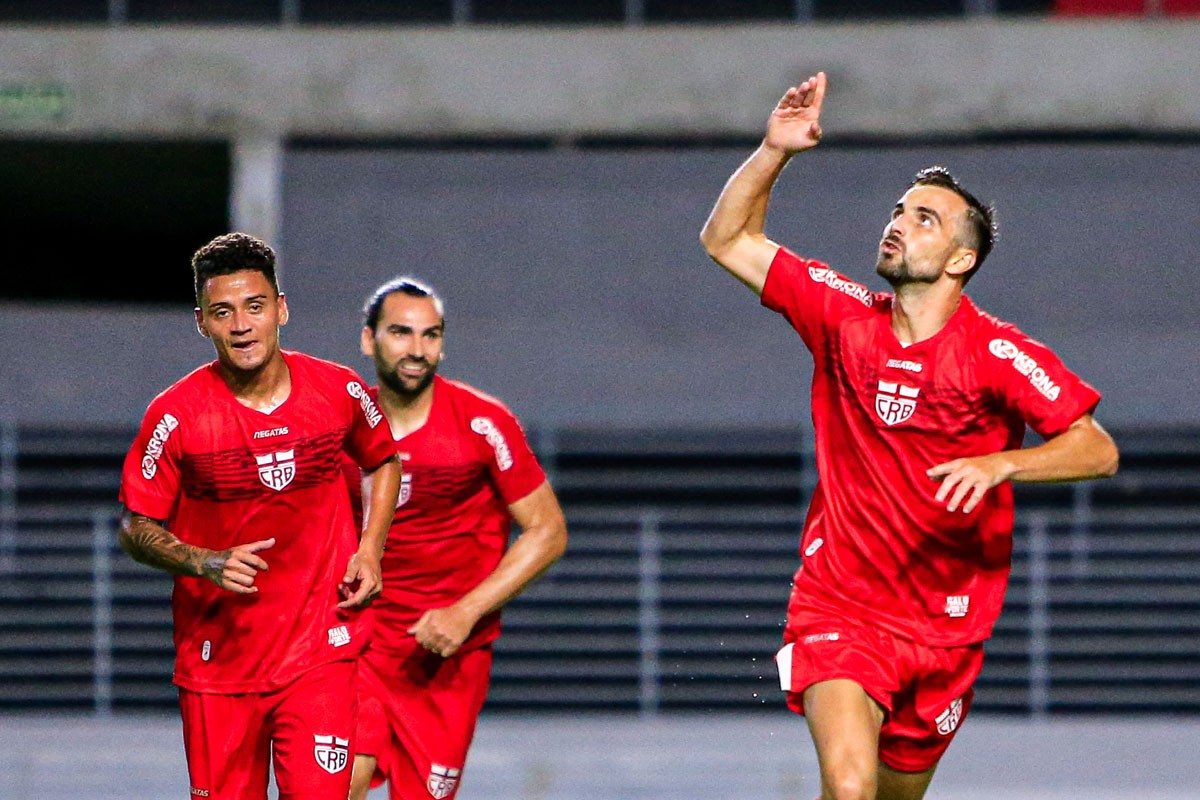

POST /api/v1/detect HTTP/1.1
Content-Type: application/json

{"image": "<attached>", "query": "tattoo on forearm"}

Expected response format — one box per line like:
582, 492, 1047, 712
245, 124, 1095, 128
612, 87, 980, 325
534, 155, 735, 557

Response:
120, 514, 213, 579
201, 555, 227, 584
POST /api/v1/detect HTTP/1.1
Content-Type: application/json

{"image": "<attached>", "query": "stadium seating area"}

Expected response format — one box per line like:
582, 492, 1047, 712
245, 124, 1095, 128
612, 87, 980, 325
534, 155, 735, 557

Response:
2, 422, 1197, 715
0, 0, 1151, 24
4, 0, 1199, 23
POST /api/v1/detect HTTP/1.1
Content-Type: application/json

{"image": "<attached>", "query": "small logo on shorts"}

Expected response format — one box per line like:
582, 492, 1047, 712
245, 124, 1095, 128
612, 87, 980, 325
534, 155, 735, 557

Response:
803, 632, 840, 645
190, 788, 210, 797
804, 538, 824, 557
313, 734, 349, 774
945, 595, 970, 618
936, 697, 964, 735
328, 625, 351, 648
201, 640, 212, 662
427, 763, 462, 799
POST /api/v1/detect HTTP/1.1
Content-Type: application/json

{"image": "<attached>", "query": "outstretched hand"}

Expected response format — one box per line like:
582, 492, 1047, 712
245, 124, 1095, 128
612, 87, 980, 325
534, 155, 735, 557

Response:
201, 538, 275, 594
765, 71, 827, 155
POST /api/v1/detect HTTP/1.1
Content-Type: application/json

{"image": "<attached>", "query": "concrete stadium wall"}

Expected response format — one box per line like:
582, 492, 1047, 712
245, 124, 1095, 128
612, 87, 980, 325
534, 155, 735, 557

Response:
2, 21, 1199, 139
1, 140, 1195, 430
1, 20, 1197, 430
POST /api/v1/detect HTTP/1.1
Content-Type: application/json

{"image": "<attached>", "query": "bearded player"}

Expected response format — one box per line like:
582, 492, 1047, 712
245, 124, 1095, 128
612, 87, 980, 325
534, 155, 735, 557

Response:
118, 232, 402, 799
347, 277, 568, 800
700, 72, 1119, 799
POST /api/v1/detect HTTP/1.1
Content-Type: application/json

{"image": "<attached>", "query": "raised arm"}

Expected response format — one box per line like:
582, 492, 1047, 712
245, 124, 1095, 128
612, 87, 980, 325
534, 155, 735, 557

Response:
408, 481, 568, 658
700, 71, 827, 295
118, 508, 274, 593
926, 414, 1120, 514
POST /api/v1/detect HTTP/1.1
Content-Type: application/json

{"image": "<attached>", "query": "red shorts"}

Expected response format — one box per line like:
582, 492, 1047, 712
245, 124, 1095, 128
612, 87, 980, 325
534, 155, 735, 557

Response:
775, 606, 983, 772
178, 659, 356, 800
355, 639, 493, 800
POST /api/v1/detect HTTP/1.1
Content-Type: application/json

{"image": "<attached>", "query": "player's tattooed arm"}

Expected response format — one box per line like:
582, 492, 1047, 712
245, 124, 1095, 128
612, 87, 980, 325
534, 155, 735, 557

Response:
118, 508, 274, 593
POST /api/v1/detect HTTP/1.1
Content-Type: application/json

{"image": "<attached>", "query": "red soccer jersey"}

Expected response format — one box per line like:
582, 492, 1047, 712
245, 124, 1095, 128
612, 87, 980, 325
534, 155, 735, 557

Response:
119, 350, 396, 693
762, 247, 1101, 646
348, 376, 547, 654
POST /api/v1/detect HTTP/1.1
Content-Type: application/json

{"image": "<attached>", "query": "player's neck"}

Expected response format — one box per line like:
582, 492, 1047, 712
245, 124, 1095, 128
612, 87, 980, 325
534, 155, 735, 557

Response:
378, 380, 435, 438
890, 281, 962, 345
217, 351, 292, 413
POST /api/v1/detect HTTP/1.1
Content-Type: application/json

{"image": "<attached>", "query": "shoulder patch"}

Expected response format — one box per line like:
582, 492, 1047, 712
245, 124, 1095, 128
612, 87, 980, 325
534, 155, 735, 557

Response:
806, 265, 874, 308
346, 381, 384, 427
988, 338, 1061, 402
141, 413, 179, 479
470, 416, 514, 471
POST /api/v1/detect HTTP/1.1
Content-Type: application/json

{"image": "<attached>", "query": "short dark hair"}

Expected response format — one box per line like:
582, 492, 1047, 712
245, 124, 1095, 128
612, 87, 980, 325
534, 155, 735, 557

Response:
909, 166, 997, 282
192, 232, 280, 303
362, 276, 445, 332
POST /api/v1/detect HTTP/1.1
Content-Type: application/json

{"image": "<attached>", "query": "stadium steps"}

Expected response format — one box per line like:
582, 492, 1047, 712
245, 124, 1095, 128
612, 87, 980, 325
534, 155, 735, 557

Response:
1, 423, 1199, 714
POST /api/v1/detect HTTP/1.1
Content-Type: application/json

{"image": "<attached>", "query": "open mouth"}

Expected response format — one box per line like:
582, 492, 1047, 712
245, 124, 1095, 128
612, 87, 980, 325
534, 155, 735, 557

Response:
398, 361, 428, 378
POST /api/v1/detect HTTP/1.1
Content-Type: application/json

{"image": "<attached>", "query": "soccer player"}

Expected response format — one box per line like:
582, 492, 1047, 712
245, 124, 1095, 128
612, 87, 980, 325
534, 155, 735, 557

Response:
347, 277, 568, 800
117, 232, 402, 800
699, 73, 1120, 800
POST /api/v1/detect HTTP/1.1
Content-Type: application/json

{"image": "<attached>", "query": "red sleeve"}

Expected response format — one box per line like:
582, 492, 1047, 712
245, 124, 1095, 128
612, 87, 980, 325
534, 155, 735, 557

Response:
467, 404, 547, 507
760, 246, 879, 353
982, 326, 1102, 439
340, 454, 365, 533
340, 373, 398, 471
118, 396, 184, 521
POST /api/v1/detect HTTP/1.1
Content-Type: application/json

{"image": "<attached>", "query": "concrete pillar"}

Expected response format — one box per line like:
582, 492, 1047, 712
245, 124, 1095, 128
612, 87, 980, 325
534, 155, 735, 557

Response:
230, 134, 284, 260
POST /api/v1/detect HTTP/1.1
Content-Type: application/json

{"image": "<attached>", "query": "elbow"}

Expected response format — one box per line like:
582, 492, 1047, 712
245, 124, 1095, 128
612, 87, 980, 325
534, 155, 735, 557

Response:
549, 519, 568, 564
1099, 442, 1120, 479
117, 531, 136, 560
543, 510, 568, 565
116, 511, 137, 557
699, 225, 719, 259
699, 220, 731, 262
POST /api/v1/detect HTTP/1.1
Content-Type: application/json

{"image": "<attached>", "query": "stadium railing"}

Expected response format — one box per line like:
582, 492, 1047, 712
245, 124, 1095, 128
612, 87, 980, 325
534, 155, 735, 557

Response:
0, 421, 1197, 715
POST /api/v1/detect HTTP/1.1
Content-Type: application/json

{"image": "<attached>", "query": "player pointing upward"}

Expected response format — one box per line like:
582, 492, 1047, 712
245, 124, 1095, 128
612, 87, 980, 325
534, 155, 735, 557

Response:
700, 72, 1118, 800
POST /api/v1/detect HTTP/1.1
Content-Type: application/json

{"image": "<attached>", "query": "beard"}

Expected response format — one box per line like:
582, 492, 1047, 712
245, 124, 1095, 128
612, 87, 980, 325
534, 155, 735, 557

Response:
376, 354, 438, 399
875, 252, 939, 288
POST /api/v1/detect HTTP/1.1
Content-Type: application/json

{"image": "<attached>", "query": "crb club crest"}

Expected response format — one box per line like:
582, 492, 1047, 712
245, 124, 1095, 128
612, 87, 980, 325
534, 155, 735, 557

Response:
936, 697, 964, 735
426, 764, 462, 799
255, 449, 296, 491
313, 734, 349, 774
398, 472, 413, 507
875, 381, 920, 426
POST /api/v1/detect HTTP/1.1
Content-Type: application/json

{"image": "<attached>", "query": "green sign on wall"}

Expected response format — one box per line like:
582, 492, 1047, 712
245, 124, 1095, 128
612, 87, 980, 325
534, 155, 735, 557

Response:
0, 85, 69, 120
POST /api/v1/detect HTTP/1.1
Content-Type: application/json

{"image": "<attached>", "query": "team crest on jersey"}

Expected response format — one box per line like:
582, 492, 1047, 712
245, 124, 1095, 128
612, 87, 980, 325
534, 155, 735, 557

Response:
255, 449, 296, 490
936, 697, 964, 735
398, 472, 413, 507
875, 381, 920, 425
313, 734, 349, 774
426, 764, 462, 799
